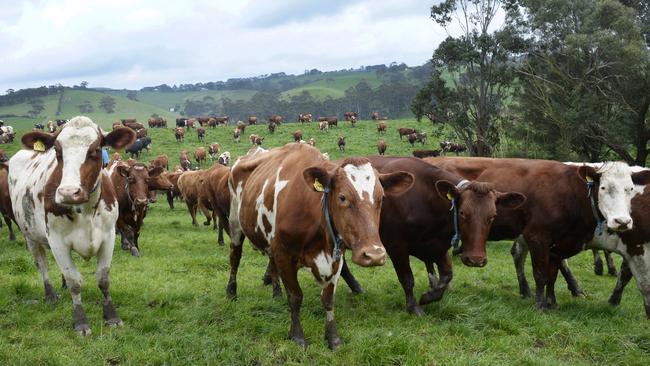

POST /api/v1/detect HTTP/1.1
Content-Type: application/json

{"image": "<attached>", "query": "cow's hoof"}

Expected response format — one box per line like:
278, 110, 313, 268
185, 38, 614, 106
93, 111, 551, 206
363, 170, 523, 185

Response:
226, 282, 237, 299
407, 305, 425, 316
218, 240, 225, 247
419, 289, 444, 305
75, 324, 92, 337
45, 293, 60, 304
350, 285, 365, 295
594, 261, 604, 276
290, 335, 307, 348
327, 337, 343, 350
519, 284, 531, 298
121, 242, 129, 251
130, 247, 140, 257
262, 274, 273, 286
203, 221, 210, 226
105, 318, 124, 327
607, 269, 618, 277
272, 286, 282, 298
608, 294, 622, 307
9, 233, 16, 241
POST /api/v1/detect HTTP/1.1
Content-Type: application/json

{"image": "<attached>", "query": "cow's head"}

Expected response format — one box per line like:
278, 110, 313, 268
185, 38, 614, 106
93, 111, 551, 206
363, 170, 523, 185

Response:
22, 116, 135, 205
117, 164, 168, 208
436, 180, 526, 267
579, 163, 650, 232
303, 158, 413, 267
0, 149, 7, 163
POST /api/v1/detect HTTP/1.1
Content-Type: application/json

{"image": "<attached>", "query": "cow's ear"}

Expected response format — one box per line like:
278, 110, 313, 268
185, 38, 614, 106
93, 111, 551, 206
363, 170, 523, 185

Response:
103, 128, 135, 150
577, 165, 600, 183
632, 170, 650, 186
435, 180, 459, 201
379, 171, 414, 195
303, 166, 333, 192
496, 191, 527, 209
22, 131, 57, 151
148, 166, 164, 177
117, 165, 130, 177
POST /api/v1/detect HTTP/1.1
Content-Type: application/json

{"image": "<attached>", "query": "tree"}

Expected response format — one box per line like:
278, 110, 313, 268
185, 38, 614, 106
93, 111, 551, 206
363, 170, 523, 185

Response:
27, 98, 45, 118
126, 90, 138, 101
415, 0, 526, 156
80, 81, 88, 89
78, 100, 94, 113
98, 96, 116, 113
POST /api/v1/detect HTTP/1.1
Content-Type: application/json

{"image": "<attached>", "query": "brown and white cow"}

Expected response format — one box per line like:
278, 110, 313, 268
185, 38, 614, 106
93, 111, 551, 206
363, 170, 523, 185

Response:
9, 116, 135, 335
426, 157, 650, 310
236, 121, 247, 133
268, 115, 283, 124
0, 161, 17, 241
47, 120, 56, 133
319, 121, 329, 133
218, 151, 231, 166
208, 143, 220, 160
298, 113, 312, 123
179, 150, 192, 171
197, 127, 206, 142
342, 156, 526, 315
248, 116, 258, 125
292, 130, 303, 142
227, 143, 413, 349
174, 127, 185, 142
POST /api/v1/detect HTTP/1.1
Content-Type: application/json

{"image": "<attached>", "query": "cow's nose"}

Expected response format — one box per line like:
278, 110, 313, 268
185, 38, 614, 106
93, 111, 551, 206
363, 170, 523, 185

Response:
135, 198, 149, 206
461, 255, 488, 268
362, 245, 387, 266
57, 186, 88, 204
612, 217, 632, 231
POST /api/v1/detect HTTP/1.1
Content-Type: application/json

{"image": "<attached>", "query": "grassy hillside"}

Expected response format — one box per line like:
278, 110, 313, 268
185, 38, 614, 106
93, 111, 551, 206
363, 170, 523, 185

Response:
1, 118, 649, 365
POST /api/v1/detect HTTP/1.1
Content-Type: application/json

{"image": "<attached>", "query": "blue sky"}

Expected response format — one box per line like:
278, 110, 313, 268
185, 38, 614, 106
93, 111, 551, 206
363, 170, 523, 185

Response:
0, 0, 451, 92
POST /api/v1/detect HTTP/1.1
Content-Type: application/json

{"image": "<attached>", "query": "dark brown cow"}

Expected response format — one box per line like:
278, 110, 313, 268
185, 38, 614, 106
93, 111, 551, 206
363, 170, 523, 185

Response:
268, 121, 277, 134
197, 117, 211, 127
338, 136, 346, 151
163, 169, 184, 209
0, 162, 16, 241
371, 112, 379, 121
197, 127, 206, 142
227, 143, 413, 349
377, 139, 387, 155
150, 154, 169, 170
178, 170, 212, 226
111, 162, 172, 256
292, 130, 303, 142
377, 121, 387, 134
318, 116, 338, 127
398, 127, 417, 140
248, 116, 258, 125
269, 115, 283, 124
148, 117, 166, 128
426, 157, 650, 310
174, 127, 185, 142
413, 149, 441, 158
214, 116, 229, 125
208, 143, 220, 160
342, 156, 526, 314
179, 150, 191, 171
194, 147, 206, 167
207, 118, 218, 128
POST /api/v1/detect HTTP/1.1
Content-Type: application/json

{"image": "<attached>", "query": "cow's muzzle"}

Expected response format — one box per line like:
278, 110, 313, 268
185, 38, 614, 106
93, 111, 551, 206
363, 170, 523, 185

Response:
608, 216, 633, 232
461, 254, 487, 268
352, 245, 387, 267
57, 186, 89, 205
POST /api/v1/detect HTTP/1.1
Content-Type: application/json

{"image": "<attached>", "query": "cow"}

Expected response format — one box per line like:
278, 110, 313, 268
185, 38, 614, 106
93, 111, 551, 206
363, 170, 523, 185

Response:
150, 154, 169, 171
319, 121, 329, 133
426, 157, 650, 310
34, 123, 44, 130
197, 164, 232, 245
350, 115, 357, 127
175, 127, 185, 142
112, 122, 123, 130
109, 162, 172, 256
440, 141, 467, 155
163, 169, 184, 209
344, 112, 358, 121
121, 118, 137, 125
371, 112, 379, 121
208, 143, 220, 160
291, 130, 303, 142
197, 127, 206, 142
377, 139, 387, 155
407, 133, 418, 146
298, 113, 312, 123
413, 149, 441, 158
398, 127, 417, 140
218, 151, 231, 166
248, 116, 258, 125
338, 136, 346, 151
227, 143, 414, 349
147, 117, 165, 128
0, 160, 16, 241
236, 121, 247, 134
176, 118, 188, 127
207, 118, 218, 128
8, 116, 135, 335
123, 121, 144, 131
186, 118, 196, 128
136, 128, 147, 139
56, 119, 68, 127
195, 147, 207, 167
341, 156, 526, 315
214, 116, 229, 126
308, 137, 316, 146
268, 121, 277, 134
250, 134, 264, 146
233, 128, 242, 143
125, 137, 151, 159
197, 117, 211, 127
177, 170, 213, 227
179, 150, 192, 171
318, 116, 338, 127
47, 121, 56, 133
269, 115, 283, 125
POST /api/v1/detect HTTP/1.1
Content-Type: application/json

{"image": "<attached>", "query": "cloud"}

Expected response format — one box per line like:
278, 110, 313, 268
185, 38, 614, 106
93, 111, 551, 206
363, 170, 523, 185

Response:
0, 0, 455, 92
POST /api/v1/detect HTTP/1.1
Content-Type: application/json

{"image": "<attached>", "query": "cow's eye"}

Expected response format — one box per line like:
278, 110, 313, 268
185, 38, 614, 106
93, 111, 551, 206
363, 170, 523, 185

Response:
128, 177, 135, 183
600, 186, 606, 190
339, 194, 346, 203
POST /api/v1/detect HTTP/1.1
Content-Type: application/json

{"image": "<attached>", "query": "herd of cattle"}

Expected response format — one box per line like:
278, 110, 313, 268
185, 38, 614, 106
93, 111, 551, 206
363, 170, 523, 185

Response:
2, 115, 650, 350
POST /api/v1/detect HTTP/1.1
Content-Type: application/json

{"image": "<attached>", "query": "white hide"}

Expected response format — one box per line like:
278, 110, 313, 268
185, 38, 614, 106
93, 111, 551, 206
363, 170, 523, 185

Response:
254, 167, 289, 242
343, 162, 376, 204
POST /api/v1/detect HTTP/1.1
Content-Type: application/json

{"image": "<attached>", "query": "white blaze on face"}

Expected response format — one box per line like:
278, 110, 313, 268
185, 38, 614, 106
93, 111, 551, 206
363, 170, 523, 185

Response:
56, 118, 100, 197
343, 163, 376, 204
255, 166, 289, 242
596, 162, 636, 230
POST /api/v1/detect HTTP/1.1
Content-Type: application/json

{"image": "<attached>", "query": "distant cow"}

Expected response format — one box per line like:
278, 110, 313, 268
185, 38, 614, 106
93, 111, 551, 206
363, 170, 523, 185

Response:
319, 121, 329, 132
175, 127, 185, 142
34, 123, 44, 130
298, 113, 312, 123
233, 128, 241, 143
377, 121, 387, 134
179, 150, 192, 171
9, 116, 135, 335
268, 121, 277, 134
371, 112, 380, 121
398, 127, 417, 140
249, 134, 264, 146
319, 116, 338, 127
338, 136, 346, 151
269, 115, 283, 124
292, 130, 303, 142
350, 115, 357, 127
186, 118, 197, 129
197, 117, 211, 127
125, 137, 151, 159
344, 112, 358, 121
208, 143, 220, 160
150, 154, 170, 171
377, 139, 387, 155
194, 147, 207, 167
0, 160, 16, 241
213, 116, 229, 126
176, 118, 188, 127
136, 128, 147, 139
148, 117, 166, 128
412, 149, 441, 158
47, 121, 56, 133
56, 119, 68, 127
236, 121, 247, 134
440, 141, 467, 155
197, 127, 206, 142
248, 116, 258, 125
217, 151, 231, 166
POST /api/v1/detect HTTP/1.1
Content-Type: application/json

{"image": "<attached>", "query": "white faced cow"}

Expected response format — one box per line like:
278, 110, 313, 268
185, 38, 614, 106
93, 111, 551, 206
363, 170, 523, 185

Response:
8, 116, 135, 336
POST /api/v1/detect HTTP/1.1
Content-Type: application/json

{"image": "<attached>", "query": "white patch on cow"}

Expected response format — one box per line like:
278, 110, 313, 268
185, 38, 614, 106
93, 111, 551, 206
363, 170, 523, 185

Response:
254, 166, 288, 242
56, 117, 101, 203
326, 310, 334, 322
343, 162, 376, 204
314, 251, 334, 280
228, 179, 244, 247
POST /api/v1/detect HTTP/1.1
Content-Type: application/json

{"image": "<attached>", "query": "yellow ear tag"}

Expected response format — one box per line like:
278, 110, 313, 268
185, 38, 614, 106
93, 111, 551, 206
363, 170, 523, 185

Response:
586, 176, 594, 183
446, 191, 454, 201
313, 179, 324, 192
33, 140, 45, 152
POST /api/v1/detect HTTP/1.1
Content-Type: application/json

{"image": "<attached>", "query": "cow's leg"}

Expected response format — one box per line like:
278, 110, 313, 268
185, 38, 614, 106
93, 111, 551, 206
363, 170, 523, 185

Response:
545, 256, 560, 309
166, 190, 174, 209
216, 216, 225, 246
425, 261, 438, 289
27, 240, 58, 303
340, 258, 365, 294
268, 257, 282, 298
389, 249, 423, 316
593, 249, 604, 276
199, 204, 212, 226
609, 260, 632, 306
420, 251, 453, 305
226, 239, 243, 299
510, 237, 531, 298
526, 236, 550, 310
321, 267, 342, 350
96, 239, 122, 327
187, 202, 198, 226
605, 251, 617, 276
61, 274, 67, 289
558, 259, 586, 297
50, 247, 90, 336
275, 255, 305, 347
3, 215, 15, 241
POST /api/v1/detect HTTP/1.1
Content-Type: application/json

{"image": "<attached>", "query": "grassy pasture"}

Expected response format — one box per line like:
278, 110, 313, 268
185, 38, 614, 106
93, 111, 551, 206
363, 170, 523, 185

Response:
1, 119, 649, 365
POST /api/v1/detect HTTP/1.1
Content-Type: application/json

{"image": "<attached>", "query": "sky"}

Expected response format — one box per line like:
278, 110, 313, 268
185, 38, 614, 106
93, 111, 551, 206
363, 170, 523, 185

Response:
0, 0, 456, 92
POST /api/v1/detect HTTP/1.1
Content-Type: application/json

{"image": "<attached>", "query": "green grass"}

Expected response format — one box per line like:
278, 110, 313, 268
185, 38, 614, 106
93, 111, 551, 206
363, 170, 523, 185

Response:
1, 120, 649, 365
